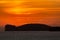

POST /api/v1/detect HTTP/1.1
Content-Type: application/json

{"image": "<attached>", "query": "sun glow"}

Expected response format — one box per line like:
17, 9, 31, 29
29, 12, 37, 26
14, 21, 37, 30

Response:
3, 7, 46, 15
0, 0, 60, 27
8, 7, 23, 14
0, 0, 47, 15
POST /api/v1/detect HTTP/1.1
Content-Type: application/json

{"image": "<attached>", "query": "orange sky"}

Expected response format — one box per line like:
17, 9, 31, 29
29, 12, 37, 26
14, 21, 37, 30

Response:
0, 0, 60, 27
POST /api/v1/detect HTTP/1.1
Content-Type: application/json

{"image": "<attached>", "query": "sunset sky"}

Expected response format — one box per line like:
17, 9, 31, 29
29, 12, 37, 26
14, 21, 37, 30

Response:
0, 0, 60, 27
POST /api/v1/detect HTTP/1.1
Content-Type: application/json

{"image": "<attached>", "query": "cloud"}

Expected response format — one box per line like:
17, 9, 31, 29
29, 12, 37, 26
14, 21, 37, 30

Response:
0, 0, 60, 8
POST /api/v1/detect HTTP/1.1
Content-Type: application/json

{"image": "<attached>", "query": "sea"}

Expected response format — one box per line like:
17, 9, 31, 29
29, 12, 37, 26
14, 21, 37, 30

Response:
0, 31, 60, 40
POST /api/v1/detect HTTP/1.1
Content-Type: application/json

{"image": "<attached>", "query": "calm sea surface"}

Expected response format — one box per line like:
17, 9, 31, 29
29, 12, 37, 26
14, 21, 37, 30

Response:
0, 31, 60, 40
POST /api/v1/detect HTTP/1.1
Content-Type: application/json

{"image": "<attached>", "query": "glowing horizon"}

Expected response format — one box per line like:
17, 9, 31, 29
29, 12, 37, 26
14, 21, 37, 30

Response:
0, 0, 60, 27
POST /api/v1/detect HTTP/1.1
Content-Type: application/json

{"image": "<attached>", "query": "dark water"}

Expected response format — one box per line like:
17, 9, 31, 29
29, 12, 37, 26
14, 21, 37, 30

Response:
0, 31, 60, 40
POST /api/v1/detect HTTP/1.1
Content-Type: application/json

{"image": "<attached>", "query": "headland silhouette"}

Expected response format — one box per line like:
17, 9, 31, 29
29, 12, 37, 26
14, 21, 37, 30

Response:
5, 24, 60, 31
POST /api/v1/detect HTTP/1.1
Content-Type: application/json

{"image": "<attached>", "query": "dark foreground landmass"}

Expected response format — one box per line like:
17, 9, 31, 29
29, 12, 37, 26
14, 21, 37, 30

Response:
5, 24, 60, 31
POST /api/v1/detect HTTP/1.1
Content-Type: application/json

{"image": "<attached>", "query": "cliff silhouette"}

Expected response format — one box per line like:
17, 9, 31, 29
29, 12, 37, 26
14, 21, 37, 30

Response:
5, 24, 60, 31
49, 27, 60, 31
16, 24, 50, 31
5, 24, 16, 31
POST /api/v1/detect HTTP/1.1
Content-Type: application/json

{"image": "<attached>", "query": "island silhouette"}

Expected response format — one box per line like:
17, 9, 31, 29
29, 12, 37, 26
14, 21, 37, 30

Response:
5, 24, 60, 31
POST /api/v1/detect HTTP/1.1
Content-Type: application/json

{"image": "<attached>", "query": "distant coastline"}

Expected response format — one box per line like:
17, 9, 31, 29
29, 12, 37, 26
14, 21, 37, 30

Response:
4, 23, 60, 31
